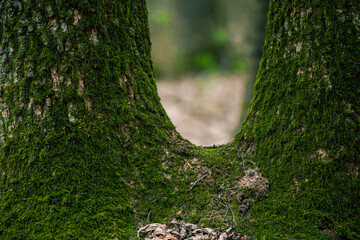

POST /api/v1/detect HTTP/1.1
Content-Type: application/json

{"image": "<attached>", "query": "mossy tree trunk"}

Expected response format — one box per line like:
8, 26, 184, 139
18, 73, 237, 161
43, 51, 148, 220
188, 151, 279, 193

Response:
234, 0, 360, 238
1, 0, 359, 239
0, 1, 188, 238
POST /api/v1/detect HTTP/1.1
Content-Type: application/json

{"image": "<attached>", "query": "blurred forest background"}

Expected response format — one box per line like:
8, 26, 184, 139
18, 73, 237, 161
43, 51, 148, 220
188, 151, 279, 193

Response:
147, 0, 269, 145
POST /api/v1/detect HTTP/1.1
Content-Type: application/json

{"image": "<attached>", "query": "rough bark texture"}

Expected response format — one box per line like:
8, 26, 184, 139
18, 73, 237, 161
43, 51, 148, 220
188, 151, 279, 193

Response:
234, 0, 360, 239
1, 0, 359, 239
0, 1, 190, 238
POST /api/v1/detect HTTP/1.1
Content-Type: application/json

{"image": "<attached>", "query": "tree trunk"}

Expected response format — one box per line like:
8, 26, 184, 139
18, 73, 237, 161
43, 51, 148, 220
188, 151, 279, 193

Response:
1, 0, 359, 239
0, 1, 189, 238
234, 0, 360, 238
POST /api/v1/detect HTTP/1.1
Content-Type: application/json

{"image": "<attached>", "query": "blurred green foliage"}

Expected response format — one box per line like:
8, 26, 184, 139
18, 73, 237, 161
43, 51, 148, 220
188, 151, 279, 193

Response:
147, 0, 268, 81
195, 52, 218, 71
232, 59, 247, 74
212, 27, 229, 46
153, 11, 172, 27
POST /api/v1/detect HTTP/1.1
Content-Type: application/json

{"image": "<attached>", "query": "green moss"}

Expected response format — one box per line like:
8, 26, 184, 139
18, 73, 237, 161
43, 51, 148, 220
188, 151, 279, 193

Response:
233, 0, 360, 239
1, 0, 359, 239
0, 0, 181, 239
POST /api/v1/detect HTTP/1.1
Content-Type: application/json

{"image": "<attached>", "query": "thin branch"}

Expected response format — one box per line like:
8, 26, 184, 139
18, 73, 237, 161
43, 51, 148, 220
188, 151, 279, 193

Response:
215, 198, 229, 222
189, 173, 208, 190
226, 201, 236, 225
208, 211, 214, 220
226, 185, 242, 191
146, 210, 151, 223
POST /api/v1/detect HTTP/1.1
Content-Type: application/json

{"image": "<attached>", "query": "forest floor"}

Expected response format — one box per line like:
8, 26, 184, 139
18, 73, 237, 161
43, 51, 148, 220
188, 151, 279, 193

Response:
157, 73, 246, 146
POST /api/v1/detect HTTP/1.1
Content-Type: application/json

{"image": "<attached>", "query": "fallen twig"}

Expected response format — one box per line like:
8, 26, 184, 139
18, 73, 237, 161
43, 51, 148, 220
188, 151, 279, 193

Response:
189, 173, 208, 190
226, 185, 242, 191
146, 210, 151, 223
226, 201, 236, 225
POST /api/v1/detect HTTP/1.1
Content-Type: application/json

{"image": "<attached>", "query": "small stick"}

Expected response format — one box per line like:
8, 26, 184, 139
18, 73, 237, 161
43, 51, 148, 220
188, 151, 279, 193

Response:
226, 201, 236, 225
218, 214, 226, 225
146, 210, 151, 223
189, 173, 208, 190
208, 211, 214, 220
226, 186, 241, 191
216, 198, 228, 208
216, 199, 229, 218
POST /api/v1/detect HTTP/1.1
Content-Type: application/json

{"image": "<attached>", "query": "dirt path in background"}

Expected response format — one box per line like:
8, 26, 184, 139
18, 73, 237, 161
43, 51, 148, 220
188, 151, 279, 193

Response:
157, 74, 246, 146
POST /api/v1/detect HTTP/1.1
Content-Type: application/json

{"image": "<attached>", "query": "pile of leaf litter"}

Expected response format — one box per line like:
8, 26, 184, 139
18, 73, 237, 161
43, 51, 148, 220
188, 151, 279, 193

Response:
137, 220, 252, 240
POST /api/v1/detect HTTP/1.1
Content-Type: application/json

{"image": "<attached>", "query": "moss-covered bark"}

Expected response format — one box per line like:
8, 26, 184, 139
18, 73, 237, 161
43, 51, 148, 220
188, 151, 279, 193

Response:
0, 1, 192, 238
1, 0, 359, 239
234, 0, 360, 239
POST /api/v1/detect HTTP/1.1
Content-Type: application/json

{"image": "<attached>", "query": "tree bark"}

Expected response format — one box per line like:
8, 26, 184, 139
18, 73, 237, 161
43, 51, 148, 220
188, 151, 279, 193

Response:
0, 1, 188, 238
1, 0, 359, 239
234, 0, 360, 238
